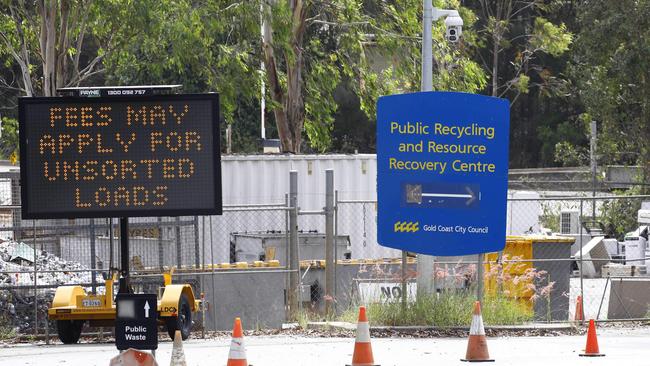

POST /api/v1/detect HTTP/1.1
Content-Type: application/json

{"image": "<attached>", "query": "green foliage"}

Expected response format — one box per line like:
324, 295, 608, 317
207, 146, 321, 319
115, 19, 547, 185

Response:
104, 0, 260, 126
258, 0, 487, 152
0, 116, 18, 160
0, 0, 641, 166
530, 18, 572, 56
513, 74, 530, 94
553, 141, 589, 167
371, 0, 487, 94
600, 188, 645, 240
571, 0, 650, 170
539, 201, 560, 233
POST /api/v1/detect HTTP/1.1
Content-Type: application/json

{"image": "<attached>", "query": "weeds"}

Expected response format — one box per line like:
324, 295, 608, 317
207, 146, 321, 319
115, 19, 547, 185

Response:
337, 254, 554, 326
0, 325, 16, 341
340, 291, 532, 327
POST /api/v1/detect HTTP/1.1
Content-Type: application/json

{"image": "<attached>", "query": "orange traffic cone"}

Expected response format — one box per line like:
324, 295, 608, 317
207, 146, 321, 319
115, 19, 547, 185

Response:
574, 296, 584, 321
109, 349, 158, 366
461, 301, 494, 363
346, 306, 379, 366
579, 319, 605, 357
227, 318, 249, 366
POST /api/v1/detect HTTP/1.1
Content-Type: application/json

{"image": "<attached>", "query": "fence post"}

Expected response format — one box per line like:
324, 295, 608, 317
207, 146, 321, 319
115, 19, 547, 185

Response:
333, 190, 339, 311
157, 217, 164, 271
33, 220, 38, 337
477, 253, 484, 303
288, 171, 299, 318
325, 169, 334, 316
175, 216, 182, 269
401, 251, 407, 311
90, 219, 97, 293
590, 121, 597, 220
416, 255, 434, 299
12, 174, 21, 241
579, 199, 584, 325
194, 216, 200, 269
109, 218, 114, 271
209, 215, 217, 330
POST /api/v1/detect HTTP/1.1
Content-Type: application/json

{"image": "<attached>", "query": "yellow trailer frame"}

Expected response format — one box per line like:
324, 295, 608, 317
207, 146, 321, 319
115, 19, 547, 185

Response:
48, 270, 201, 343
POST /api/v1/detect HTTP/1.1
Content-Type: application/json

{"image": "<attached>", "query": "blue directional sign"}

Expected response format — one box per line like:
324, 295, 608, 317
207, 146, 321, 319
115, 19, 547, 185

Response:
377, 92, 510, 256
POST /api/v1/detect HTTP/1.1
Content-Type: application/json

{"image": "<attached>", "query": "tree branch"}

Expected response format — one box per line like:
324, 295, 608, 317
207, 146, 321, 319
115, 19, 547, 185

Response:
73, 0, 93, 82
67, 68, 105, 86
6, 5, 35, 96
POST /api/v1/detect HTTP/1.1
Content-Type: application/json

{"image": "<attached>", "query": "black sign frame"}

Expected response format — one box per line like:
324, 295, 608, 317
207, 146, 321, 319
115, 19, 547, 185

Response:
18, 93, 222, 219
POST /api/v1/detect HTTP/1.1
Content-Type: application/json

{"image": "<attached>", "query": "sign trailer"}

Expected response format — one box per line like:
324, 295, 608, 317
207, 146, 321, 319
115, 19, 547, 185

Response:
19, 87, 219, 349
377, 91, 510, 256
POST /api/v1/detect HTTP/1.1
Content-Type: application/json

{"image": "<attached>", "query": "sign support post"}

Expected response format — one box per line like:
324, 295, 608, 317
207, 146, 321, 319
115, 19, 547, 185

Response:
119, 217, 132, 294
18, 85, 223, 352
417, 0, 436, 299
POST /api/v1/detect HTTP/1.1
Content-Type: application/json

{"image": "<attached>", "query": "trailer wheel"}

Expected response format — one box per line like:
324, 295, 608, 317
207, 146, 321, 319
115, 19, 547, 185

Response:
166, 294, 192, 340
56, 320, 84, 344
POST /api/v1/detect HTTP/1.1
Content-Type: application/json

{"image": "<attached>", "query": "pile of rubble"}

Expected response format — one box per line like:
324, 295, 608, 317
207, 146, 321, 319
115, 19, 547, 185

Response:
0, 241, 102, 333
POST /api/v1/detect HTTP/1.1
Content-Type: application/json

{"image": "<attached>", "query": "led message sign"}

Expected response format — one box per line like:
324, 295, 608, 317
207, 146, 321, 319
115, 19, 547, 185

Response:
19, 94, 221, 219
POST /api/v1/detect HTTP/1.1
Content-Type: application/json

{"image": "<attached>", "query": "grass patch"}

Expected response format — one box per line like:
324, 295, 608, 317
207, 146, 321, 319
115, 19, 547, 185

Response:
339, 291, 533, 327
0, 316, 16, 341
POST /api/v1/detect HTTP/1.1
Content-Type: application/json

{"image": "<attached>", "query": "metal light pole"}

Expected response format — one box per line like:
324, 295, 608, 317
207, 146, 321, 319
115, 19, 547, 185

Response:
422, 0, 433, 92
415, 1, 465, 300
416, 0, 435, 299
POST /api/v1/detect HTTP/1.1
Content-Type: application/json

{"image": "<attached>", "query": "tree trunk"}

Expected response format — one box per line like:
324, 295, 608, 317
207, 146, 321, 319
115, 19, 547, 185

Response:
261, 0, 307, 154
56, 0, 71, 91
261, 3, 293, 152
285, 0, 306, 153
36, 0, 58, 97
492, 32, 499, 97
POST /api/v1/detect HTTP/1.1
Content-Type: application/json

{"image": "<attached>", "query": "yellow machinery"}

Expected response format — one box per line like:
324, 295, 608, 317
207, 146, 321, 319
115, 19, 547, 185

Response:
48, 268, 200, 344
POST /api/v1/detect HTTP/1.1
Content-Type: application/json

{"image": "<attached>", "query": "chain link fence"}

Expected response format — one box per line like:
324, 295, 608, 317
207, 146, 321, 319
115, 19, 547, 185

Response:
333, 192, 650, 325
0, 170, 299, 338
2, 162, 650, 340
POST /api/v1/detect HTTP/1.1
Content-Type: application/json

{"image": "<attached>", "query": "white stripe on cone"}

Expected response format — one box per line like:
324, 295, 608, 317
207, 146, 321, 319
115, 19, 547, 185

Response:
356, 321, 371, 342
229, 337, 247, 359
469, 314, 485, 336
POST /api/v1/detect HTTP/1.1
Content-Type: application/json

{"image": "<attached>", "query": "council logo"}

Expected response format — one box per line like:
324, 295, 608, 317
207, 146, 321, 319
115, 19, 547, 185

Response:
394, 221, 419, 233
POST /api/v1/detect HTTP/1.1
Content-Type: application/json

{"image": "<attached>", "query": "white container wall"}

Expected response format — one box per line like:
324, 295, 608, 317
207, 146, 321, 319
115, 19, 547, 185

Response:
203, 154, 380, 264
506, 191, 541, 235
221, 154, 377, 207
200, 155, 553, 263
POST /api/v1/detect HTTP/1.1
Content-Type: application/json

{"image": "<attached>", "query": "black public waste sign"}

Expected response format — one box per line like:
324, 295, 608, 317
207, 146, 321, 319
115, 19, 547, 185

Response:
18, 94, 221, 219
115, 293, 158, 351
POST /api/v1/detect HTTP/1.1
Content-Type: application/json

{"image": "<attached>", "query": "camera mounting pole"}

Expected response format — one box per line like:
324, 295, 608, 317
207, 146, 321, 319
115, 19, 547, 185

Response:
417, 1, 464, 300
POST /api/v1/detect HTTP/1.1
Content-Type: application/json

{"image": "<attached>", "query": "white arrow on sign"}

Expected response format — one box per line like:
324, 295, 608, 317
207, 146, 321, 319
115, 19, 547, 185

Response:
421, 187, 477, 205
144, 301, 150, 318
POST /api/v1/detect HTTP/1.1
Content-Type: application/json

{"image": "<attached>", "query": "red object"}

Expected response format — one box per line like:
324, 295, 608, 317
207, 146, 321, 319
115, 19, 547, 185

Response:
575, 295, 584, 321
580, 319, 605, 357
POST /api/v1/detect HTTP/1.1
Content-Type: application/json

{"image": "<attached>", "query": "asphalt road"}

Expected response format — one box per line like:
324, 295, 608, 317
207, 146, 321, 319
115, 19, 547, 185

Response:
1, 328, 648, 366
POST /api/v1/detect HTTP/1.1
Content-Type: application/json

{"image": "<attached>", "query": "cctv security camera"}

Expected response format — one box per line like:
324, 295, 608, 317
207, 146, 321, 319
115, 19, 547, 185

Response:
444, 15, 463, 43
